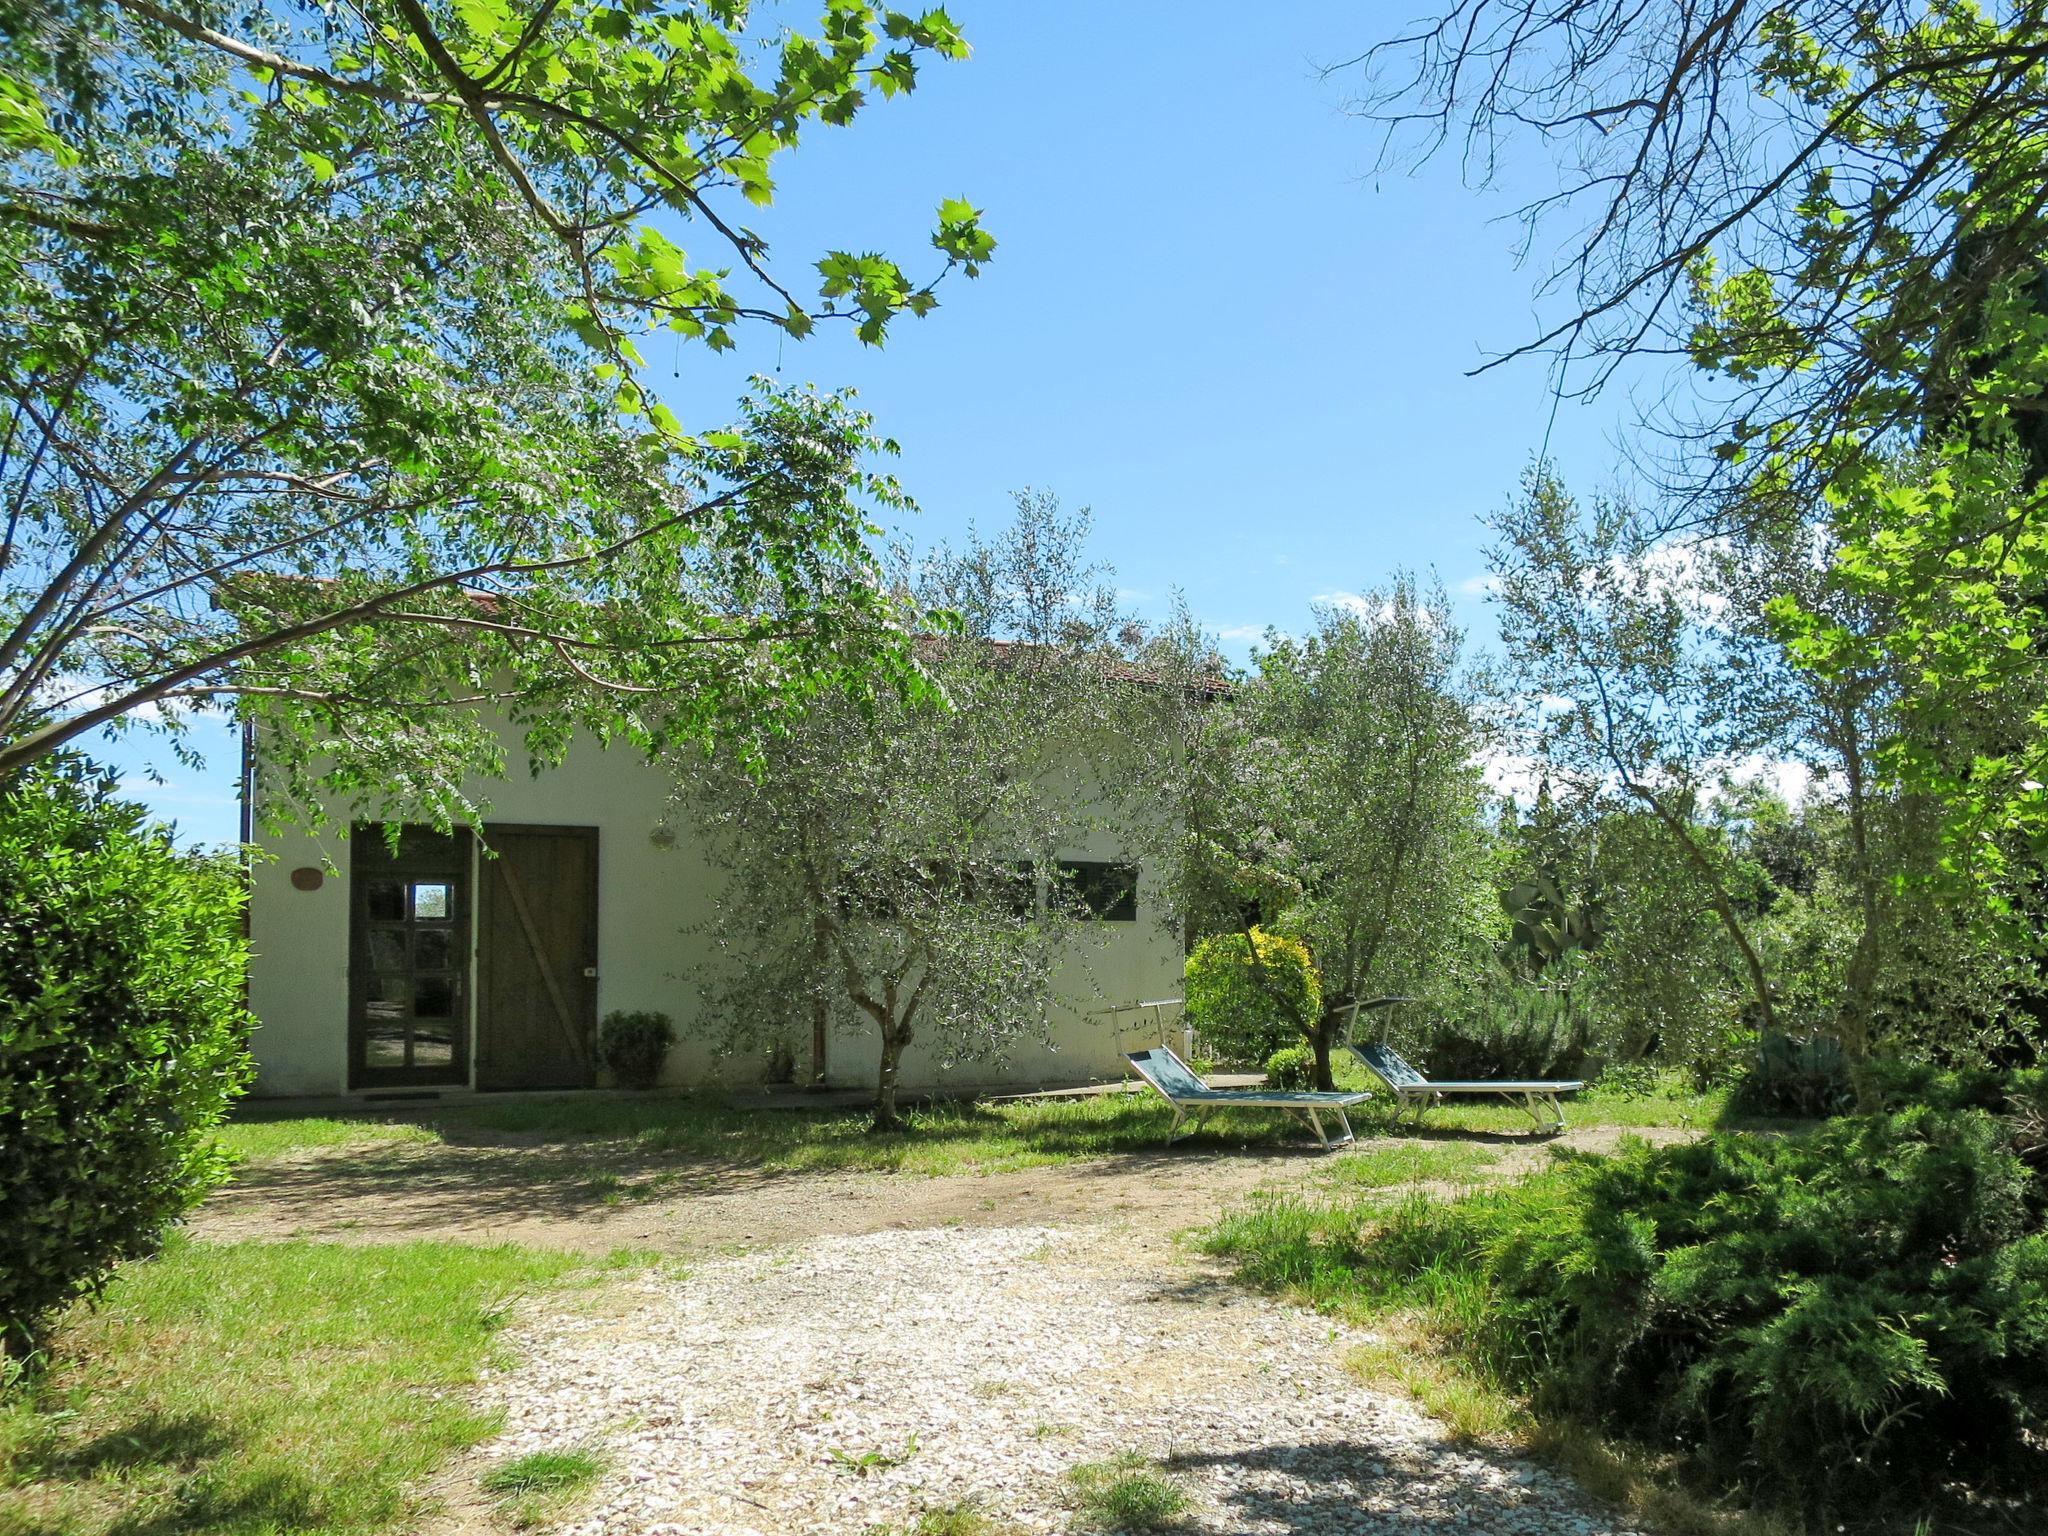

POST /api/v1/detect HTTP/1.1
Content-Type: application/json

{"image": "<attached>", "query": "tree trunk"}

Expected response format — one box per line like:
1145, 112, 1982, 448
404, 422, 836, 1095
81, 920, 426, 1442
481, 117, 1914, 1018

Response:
1635, 787, 1777, 1034
808, 987, 829, 1091
1310, 1009, 1338, 1091
1836, 713, 1882, 1111
872, 1022, 910, 1132
806, 912, 832, 1091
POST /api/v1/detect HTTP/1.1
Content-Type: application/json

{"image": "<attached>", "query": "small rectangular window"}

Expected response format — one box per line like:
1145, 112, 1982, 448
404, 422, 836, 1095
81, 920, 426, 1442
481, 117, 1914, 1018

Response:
412, 882, 451, 920
1054, 860, 1138, 922
988, 860, 1037, 917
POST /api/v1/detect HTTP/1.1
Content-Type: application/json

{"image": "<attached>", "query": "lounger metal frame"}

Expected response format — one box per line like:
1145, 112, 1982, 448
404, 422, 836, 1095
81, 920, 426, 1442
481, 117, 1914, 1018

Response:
1124, 1047, 1370, 1150
1345, 1042, 1582, 1135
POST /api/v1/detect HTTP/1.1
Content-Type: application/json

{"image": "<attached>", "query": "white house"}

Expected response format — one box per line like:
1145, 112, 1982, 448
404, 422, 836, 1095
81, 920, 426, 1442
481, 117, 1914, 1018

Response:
241, 707, 1187, 1100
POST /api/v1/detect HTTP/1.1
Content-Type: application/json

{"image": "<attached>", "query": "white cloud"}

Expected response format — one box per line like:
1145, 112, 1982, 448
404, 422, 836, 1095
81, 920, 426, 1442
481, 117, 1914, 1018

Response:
1310, 589, 1380, 619
1479, 748, 1548, 803
1718, 753, 1817, 807
1457, 572, 1501, 598
1606, 536, 1732, 625
1310, 590, 1448, 631
1213, 623, 1269, 644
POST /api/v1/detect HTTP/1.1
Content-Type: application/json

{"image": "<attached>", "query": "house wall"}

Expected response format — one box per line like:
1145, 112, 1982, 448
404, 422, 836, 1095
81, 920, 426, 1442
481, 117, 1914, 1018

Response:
245, 717, 1186, 1098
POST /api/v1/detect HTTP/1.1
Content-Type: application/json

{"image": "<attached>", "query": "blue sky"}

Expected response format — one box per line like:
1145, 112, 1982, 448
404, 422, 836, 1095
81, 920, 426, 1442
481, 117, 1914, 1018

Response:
102, 0, 1649, 846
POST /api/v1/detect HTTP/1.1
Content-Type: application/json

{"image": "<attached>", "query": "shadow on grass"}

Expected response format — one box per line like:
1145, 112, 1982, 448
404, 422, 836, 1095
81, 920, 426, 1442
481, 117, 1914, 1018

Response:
211, 1086, 1718, 1242
36, 1414, 235, 1477
7, 1416, 327, 1536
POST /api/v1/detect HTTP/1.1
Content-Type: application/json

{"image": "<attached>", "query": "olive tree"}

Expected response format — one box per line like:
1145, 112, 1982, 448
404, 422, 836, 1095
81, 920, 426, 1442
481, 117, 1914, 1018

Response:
1493, 467, 1786, 1040
1199, 579, 1492, 1089
680, 495, 1137, 1129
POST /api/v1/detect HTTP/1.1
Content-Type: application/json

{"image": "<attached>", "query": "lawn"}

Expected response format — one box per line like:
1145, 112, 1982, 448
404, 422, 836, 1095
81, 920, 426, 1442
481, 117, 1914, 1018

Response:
5, 1079, 1729, 1536
0, 1236, 616, 1536
214, 1071, 1727, 1187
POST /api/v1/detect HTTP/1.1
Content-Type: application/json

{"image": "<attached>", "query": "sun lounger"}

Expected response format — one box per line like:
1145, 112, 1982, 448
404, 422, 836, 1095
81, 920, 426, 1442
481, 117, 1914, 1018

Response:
1124, 1046, 1370, 1150
1345, 1041, 1582, 1135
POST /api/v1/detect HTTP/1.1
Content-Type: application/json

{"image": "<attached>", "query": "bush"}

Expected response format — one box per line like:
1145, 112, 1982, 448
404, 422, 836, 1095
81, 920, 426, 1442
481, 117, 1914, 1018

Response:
597, 1009, 675, 1088
1408, 985, 1588, 1081
1262, 1043, 1315, 1090
1728, 1029, 1852, 1118
1, 760, 252, 1355
1183, 927, 1319, 1067
1291, 1111, 2048, 1523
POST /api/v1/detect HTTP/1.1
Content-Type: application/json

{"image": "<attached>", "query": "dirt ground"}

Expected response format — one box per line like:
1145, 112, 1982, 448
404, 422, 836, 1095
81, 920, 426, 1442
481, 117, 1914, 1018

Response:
193, 1122, 1691, 1257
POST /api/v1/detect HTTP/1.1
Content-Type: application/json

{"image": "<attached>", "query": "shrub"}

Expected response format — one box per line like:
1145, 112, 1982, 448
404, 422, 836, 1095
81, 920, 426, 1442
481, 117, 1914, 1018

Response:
1728, 1029, 1852, 1118
1, 760, 252, 1355
1408, 985, 1587, 1081
1584, 1060, 1658, 1100
1258, 1110, 2048, 1523
1183, 927, 1319, 1067
1263, 1042, 1315, 1090
596, 1010, 675, 1089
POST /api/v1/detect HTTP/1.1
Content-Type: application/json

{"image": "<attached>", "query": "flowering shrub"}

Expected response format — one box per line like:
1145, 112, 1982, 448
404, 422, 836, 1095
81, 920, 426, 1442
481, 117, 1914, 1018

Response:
1183, 927, 1320, 1067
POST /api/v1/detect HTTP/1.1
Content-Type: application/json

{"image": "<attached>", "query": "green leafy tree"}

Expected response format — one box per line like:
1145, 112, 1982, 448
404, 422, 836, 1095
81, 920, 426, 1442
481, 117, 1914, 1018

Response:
0, 1, 993, 818
681, 495, 1134, 1130
1581, 809, 1744, 1079
1182, 926, 1320, 1068
1351, 2, 2048, 925
1112, 594, 1249, 965
1493, 468, 1785, 1039
1205, 579, 1491, 1089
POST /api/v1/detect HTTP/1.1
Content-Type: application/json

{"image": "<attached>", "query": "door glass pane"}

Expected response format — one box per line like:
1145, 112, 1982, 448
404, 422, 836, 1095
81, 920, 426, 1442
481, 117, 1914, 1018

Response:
364, 974, 406, 1020
414, 928, 453, 970
352, 824, 469, 1080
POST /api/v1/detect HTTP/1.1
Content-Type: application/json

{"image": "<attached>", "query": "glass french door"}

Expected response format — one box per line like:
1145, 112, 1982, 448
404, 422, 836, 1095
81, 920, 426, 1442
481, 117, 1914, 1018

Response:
349, 826, 471, 1087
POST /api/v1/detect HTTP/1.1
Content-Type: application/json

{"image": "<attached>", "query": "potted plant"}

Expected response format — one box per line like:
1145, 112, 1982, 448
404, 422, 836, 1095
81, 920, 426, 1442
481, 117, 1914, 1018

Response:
597, 1009, 675, 1090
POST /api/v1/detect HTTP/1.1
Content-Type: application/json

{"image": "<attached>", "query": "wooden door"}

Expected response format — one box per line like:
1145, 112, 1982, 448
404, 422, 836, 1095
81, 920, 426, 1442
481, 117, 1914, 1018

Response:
476, 825, 598, 1091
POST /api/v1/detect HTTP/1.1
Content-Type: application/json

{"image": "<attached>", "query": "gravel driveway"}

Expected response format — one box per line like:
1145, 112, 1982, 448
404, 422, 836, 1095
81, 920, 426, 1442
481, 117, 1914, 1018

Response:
469, 1219, 1643, 1536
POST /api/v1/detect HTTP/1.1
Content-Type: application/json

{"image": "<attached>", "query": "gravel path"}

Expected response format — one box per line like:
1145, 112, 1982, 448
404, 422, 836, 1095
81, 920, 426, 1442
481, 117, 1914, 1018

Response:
470, 1221, 1642, 1536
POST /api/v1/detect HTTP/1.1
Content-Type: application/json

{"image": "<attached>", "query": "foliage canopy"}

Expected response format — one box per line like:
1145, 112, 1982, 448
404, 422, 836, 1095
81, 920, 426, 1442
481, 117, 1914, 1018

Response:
0, 0, 992, 820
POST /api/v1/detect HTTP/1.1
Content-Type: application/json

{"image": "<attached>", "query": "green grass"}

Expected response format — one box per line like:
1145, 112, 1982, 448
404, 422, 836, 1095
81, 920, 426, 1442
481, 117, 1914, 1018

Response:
480, 1447, 607, 1529
0, 1235, 589, 1536
211, 1116, 436, 1162
214, 1075, 1727, 1195
911, 1503, 1017, 1536
215, 1093, 1358, 1187
479, 1448, 605, 1496
867, 1502, 1023, 1536
1065, 1454, 1190, 1531
1316, 1140, 1500, 1190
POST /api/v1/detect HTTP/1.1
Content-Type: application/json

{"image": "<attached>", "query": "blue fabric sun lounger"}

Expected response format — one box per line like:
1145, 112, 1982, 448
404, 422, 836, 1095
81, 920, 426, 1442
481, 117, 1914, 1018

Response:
1346, 1041, 1582, 1135
1124, 1046, 1370, 1150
